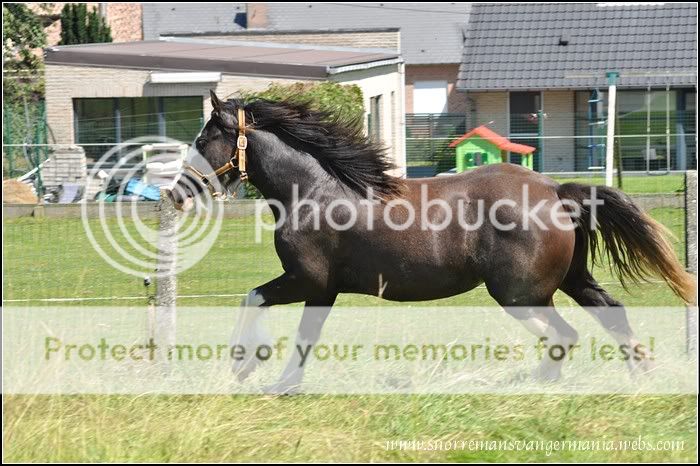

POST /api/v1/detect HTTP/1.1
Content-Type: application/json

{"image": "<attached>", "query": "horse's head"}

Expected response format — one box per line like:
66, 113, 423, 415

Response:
169, 90, 246, 211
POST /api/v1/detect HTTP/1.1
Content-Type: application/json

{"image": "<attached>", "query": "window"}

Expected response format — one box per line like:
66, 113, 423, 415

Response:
369, 95, 383, 143
119, 97, 160, 141
74, 98, 118, 149
574, 89, 696, 171
73, 96, 203, 160
509, 91, 542, 134
509, 92, 543, 170
413, 81, 448, 114
162, 97, 204, 143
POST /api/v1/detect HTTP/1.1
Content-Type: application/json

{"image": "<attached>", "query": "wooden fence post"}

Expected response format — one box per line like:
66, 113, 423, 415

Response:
685, 171, 697, 356
152, 189, 178, 365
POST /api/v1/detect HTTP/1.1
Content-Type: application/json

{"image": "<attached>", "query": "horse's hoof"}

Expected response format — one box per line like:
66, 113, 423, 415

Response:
262, 382, 301, 396
235, 369, 251, 383
628, 357, 656, 376
508, 370, 530, 384
531, 366, 562, 383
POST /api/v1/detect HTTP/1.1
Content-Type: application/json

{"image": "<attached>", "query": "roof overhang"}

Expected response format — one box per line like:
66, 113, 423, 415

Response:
44, 39, 402, 80
150, 72, 222, 83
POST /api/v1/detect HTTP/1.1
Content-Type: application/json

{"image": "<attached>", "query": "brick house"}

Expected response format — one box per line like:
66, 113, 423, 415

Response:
43, 39, 406, 175
457, 3, 697, 173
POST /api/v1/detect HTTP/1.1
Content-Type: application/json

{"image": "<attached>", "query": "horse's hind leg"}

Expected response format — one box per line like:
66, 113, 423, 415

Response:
487, 285, 579, 381
559, 271, 653, 373
508, 301, 580, 381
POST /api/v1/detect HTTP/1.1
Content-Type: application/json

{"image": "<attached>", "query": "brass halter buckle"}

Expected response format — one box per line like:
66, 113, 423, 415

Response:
182, 107, 248, 197
236, 108, 248, 181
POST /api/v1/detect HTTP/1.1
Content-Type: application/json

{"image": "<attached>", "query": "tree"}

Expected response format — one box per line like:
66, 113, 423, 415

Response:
59, 3, 112, 45
2, 3, 47, 103
74, 3, 88, 43
59, 4, 74, 45
97, 13, 112, 43
86, 8, 100, 42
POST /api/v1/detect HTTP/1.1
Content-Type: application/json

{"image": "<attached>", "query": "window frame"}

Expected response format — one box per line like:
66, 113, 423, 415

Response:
413, 80, 448, 114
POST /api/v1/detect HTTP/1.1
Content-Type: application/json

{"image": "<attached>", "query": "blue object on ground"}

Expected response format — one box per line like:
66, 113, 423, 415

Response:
125, 178, 160, 201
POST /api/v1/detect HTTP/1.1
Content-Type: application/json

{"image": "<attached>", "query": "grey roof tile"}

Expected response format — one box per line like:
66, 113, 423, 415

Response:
457, 2, 697, 90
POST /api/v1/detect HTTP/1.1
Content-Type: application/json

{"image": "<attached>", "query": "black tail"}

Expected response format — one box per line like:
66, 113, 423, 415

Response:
557, 183, 696, 303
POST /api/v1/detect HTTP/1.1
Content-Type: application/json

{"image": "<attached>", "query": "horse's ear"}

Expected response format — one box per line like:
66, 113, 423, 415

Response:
210, 90, 222, 111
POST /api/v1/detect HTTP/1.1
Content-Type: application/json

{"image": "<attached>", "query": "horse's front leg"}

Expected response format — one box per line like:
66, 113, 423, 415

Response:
231, 273, 314, 381
264, 295, 337, 395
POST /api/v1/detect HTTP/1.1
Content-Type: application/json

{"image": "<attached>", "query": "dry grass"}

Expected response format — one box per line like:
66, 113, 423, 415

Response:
3, 394, 696, 462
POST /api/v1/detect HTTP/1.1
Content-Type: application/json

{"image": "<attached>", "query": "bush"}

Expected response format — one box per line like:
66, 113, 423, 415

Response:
237, 82, 365, 198
242, 82, 364, 126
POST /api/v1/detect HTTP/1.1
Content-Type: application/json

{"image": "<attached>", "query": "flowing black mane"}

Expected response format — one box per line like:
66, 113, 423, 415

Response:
221, 98, 406, 200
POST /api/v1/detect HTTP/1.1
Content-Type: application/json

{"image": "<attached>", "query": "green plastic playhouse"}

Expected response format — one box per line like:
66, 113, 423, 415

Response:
449, 125, 536, 172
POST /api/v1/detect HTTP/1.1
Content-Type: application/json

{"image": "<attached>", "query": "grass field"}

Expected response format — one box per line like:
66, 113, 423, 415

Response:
3, 394, 696, 462
3, 178, 695, 462
3, 209, 687, 307
550, 173, 685, 194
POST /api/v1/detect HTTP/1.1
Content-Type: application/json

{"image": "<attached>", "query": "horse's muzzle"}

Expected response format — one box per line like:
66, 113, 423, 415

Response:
168, 185, 195, 212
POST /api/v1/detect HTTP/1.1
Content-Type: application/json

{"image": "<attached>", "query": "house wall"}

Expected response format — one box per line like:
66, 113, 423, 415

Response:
104, 3, 144, 42
405, 64, 468, 114
45, 64, 310, 148
464, 90, 576, 172
467, 92, 509, 135
45, 63, 405, 173
331, 64, 406, 177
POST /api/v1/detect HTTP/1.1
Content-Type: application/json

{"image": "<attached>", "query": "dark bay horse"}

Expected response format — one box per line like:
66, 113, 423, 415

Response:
170, 91, 695, 393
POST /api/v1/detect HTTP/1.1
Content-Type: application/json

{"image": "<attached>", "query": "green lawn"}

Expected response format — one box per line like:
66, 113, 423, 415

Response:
3, 204, 687, 307
2, 195, 694, 462
400, 170, 686, 195
551, 173, 685, 194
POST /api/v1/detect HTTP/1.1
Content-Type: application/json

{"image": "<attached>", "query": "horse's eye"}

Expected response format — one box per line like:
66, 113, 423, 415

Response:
195, 137, 207, 153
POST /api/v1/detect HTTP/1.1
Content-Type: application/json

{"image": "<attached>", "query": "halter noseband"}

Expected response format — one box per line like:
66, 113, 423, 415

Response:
184, 107, 248, 199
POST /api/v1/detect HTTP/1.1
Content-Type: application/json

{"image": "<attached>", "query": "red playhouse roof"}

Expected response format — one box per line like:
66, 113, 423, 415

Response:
448, 125, 536, 155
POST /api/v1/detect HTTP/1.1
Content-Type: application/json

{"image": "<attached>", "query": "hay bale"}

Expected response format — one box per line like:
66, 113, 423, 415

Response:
3, 179, 38, 204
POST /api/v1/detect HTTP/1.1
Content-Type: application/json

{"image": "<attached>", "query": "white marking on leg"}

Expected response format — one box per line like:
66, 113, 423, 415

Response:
513, 310, 578, 381
242, 289, 265, 307
519, 315, 549, 337
231, 289, 271, 379
378, 274, 389, 298
277, 337, 313, 387
235, 290, 269, 344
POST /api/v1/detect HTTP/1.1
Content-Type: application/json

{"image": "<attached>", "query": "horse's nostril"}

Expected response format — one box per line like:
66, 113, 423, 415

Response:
167, 188, 180, 203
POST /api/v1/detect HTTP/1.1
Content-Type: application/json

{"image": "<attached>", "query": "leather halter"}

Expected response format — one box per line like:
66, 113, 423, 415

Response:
183, 107, 248, 198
